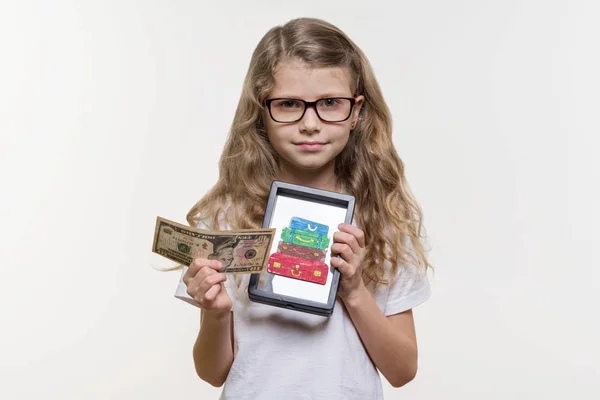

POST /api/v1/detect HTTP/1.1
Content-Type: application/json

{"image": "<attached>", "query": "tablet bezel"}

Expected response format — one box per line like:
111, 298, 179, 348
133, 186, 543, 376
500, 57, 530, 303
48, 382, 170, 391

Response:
248, 181, 356, 317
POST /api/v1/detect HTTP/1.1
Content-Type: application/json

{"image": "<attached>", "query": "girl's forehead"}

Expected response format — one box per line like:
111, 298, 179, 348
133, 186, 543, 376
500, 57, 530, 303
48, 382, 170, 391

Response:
271, 60, 353, 98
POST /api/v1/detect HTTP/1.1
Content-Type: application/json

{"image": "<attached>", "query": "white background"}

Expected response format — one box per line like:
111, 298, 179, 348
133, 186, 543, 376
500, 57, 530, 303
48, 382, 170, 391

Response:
1, 1, 598, 399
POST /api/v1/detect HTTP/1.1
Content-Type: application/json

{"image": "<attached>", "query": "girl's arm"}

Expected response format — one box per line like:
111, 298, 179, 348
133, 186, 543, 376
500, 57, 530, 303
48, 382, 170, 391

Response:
183, 258, 235, 387
192, 310, 234, 387
331, 224, 420, 387
343, 289, 418, 387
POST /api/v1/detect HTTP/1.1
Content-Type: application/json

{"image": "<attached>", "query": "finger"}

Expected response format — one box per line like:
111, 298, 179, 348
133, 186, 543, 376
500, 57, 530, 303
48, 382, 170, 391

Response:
333, 230, 361, 254
338, 223, 366, 248
203, 283, 222, 302
189, 273, 225, 305
190, 258, 223, 275
331, 256, 352, 275
204, 272, 228, 288
198, 272, 227, 296
185, 259, 221, 283
330, 242, 355, 261
186, 268, 218, 299
188, 266, 216, 288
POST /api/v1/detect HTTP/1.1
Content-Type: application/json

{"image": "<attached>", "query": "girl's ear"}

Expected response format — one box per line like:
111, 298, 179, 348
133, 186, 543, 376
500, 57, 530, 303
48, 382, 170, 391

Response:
352, 95, 365, 125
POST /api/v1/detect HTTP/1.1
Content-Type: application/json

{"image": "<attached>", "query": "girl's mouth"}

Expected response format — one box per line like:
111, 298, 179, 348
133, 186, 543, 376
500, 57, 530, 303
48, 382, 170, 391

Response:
294, 141, 327, 151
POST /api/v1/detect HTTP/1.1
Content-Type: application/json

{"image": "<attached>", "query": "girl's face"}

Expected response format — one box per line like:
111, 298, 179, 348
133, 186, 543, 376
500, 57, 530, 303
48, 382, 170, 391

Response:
264, 60, 364, 182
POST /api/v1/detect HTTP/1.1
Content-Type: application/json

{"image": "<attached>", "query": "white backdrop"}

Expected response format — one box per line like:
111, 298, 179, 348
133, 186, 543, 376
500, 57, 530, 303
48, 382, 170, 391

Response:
1, 1, 598, 399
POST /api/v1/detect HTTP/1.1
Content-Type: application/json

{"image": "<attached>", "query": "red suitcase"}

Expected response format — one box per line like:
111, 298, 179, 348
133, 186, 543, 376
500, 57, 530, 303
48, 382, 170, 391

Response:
267, 252, 328, 285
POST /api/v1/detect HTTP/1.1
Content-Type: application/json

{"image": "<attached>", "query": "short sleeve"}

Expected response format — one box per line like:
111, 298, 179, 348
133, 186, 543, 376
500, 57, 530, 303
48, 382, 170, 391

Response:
384, 263, 430, 316
383, 240, 432, 316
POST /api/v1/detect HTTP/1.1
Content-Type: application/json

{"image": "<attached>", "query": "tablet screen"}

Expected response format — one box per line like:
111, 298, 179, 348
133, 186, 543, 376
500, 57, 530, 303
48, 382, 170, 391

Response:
256, 192, 348, 304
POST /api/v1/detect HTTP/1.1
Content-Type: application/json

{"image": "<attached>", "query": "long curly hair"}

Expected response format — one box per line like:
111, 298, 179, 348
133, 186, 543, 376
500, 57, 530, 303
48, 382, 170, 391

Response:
187, 18, 431, 284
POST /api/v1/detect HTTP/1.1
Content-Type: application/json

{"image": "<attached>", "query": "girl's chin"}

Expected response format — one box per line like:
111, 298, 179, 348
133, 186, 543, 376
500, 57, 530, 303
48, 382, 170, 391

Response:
277, 152, 338, 173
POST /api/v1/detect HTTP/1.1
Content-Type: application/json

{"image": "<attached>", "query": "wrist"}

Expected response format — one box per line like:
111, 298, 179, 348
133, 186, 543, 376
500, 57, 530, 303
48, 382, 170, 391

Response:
342, 283, 369, 310
202, 309, 231, 323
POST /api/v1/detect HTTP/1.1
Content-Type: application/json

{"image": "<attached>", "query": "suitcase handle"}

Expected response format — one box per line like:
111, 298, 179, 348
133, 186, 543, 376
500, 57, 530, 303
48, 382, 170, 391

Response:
307, 224, 318, 232
295, 235, 315, 244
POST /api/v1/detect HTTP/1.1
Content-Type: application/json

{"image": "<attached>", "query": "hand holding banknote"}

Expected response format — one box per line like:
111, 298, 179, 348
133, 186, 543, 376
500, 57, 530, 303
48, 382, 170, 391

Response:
152, 216, 275, 274
152, 216, 276, 311
183, 258, 232, 315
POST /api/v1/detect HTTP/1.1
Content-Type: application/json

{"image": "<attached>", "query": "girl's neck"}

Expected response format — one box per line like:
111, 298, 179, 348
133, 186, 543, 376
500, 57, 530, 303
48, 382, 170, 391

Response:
276, 162, 341, 193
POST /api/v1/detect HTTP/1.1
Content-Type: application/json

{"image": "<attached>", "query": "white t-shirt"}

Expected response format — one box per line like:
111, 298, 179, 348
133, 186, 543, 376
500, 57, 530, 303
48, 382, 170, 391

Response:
175, 220, 431, 400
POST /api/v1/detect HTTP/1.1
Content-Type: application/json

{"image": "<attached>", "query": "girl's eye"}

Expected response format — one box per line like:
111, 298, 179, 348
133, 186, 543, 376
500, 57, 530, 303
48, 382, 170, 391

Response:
276, 99, 301, 108
321, 98, 340, 107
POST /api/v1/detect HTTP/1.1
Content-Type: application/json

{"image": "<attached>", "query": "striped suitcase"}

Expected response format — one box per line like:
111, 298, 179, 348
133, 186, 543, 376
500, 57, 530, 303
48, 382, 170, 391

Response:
277, 241, 326, 261
281, 227, 330, 250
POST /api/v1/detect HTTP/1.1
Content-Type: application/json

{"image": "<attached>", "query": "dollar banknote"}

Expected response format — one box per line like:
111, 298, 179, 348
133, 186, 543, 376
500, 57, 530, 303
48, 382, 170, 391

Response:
152, 217, 275, 274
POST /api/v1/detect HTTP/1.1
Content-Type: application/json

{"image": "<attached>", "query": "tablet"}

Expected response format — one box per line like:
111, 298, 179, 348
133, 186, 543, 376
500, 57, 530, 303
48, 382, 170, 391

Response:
248, 181, 356, 317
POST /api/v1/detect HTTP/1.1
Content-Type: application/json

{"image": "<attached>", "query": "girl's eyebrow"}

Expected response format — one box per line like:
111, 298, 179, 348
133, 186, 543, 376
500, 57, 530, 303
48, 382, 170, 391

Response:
269, 93, 352, 99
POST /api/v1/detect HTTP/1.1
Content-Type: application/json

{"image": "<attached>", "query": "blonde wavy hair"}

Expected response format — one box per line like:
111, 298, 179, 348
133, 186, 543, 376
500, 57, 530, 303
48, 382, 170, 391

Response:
187, 18, 431, 284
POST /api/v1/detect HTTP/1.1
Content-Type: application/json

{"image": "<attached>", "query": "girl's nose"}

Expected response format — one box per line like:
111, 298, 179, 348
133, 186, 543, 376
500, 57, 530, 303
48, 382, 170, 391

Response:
299, 107, 321, 134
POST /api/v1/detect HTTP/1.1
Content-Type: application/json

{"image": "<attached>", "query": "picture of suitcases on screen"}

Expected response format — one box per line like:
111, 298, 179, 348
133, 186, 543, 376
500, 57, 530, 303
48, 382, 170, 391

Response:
267, 217, 330, 285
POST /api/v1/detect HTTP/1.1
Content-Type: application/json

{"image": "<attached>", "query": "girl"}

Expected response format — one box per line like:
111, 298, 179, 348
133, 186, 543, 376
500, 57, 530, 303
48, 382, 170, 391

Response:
181, 17, 431, 400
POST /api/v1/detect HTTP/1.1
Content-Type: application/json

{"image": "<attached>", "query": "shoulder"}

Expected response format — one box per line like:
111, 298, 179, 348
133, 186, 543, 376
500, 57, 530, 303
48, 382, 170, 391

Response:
380, 259, 430, 316
372, 235, 431, 316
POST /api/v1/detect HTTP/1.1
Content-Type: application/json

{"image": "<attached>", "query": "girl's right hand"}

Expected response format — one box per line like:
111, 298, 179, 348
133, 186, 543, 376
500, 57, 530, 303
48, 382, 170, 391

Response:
183, 258, 232, 315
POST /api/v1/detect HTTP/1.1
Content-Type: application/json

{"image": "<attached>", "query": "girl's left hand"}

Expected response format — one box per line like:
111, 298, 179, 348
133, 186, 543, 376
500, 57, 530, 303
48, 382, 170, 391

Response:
330, 223, 366, 302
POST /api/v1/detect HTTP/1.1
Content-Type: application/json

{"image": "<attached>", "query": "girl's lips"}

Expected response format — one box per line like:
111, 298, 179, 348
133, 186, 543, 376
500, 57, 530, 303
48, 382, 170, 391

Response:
294, 142, 327, 151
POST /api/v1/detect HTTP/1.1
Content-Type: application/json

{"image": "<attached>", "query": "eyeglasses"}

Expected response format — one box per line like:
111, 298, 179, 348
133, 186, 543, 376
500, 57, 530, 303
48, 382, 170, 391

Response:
265, 97, 356, 123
